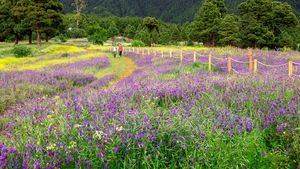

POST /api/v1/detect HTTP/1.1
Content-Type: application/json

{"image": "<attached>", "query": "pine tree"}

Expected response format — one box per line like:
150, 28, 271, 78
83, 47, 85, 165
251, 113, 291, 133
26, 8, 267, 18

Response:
44, 0, 64, 42
0, 0, 23, 44
13, 0, 63, 47
191, 0, 225, 46
238, 0, 298, 48
218, 14, 241, 46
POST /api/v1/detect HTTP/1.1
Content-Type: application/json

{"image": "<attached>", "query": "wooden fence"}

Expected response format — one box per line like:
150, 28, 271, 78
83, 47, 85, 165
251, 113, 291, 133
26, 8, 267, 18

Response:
118, 48, 300, 77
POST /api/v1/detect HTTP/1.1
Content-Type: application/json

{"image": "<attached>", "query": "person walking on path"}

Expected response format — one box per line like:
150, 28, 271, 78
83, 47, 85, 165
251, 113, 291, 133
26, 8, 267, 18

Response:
112, 45, 117, 58
118, 43, 123, 57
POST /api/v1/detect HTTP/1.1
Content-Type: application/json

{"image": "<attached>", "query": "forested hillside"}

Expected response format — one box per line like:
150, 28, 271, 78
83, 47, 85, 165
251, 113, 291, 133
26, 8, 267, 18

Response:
60, 0, 300, 23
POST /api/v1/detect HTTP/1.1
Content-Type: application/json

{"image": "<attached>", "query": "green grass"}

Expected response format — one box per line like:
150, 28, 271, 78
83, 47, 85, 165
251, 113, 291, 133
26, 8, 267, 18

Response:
90, 53, 137, 80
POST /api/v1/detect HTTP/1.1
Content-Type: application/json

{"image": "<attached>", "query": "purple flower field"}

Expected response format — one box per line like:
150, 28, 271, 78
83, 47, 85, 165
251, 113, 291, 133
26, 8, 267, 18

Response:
0, 57, 111, 114
0, 48, 300, 168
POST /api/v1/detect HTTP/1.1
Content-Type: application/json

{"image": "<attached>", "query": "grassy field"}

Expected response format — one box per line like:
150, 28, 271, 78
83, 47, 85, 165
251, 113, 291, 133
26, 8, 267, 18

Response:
0, 41, 299, 168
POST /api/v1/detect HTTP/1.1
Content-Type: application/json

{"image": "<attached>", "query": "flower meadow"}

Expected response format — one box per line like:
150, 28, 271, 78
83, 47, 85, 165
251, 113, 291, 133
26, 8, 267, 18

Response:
0, 47, 300, 168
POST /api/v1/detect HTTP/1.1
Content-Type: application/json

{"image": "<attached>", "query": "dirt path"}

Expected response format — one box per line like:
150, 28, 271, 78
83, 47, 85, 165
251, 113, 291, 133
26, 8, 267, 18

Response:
95, 53, 137, 86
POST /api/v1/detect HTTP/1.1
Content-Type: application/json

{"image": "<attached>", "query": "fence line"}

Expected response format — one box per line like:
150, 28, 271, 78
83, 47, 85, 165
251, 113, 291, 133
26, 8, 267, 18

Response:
231, 58, 253, 64
257, 61, 288, 67
122, 47, 300, 78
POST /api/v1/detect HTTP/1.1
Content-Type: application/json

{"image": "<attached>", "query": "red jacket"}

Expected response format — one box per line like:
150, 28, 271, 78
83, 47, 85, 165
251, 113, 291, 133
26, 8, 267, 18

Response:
118, 46, 123, 52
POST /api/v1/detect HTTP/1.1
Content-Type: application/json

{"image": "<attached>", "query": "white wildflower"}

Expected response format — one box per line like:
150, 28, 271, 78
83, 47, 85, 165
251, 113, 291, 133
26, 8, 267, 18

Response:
93, 130, 104, 140
116, 126, 123, 132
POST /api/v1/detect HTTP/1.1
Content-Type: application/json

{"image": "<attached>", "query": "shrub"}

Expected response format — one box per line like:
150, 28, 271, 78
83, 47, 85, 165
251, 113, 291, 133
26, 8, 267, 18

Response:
12, 45, 32, 58
4, 35, 15, 43
61, 53, 69, 57
53, 34, 68, 43
131, 40, 145, 47
187, 39, 194, 46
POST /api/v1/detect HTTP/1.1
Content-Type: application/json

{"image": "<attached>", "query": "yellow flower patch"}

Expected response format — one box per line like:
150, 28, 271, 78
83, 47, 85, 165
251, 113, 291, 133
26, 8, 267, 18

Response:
43, 44, 86, 54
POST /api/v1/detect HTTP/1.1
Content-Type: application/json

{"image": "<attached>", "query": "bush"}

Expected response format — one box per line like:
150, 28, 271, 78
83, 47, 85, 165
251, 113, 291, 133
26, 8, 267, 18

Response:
4, 35, 15, 43
187, 39, 194, 46
12, 45, 32, 58
61, 53, 69, 57
59, 34, 68, 42
131, 40, 145, 47
53, 34, 68, 43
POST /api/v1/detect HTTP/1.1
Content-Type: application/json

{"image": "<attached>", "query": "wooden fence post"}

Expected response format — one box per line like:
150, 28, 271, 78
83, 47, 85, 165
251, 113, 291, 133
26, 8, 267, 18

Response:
228, 57, 232, 74
170, 51, 172, 58
288, 61, 293, 77
248, 48, 253, 74
253, 59, 257, 74
148, 49, 150, 55
208, 52, 212, 71
193, 51, 196, 63
161, 51, 164, 58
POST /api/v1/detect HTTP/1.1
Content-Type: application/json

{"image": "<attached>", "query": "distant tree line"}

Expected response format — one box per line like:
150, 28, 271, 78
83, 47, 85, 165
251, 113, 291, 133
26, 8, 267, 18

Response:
59, 0, 300, 24
189, 0, 300, 50
0, 0, 300, 50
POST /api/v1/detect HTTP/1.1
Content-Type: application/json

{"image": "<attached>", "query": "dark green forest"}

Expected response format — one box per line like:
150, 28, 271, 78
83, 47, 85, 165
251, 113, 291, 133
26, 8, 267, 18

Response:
60, 0, 300, 23
1, 0, 300, 50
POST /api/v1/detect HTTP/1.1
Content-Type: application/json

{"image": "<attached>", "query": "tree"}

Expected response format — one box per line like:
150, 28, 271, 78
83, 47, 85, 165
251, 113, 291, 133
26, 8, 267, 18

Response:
143, 17, 159, 46
212, 0, 227, 16
170, 24, 182, 44
0, 0, 23, 44
13, 0, 63, 47
107, 22, 119, 38
87, 24, 108, 45
158, 24, 172, 45
72, 0, 86, 28
218, 14, 241, 46
124, 25, 136, 39
43, 0, 64, 42
134, 26, 151, 46
288, 24, 300, 51
190, 0, 225, 46
238, 0, 298, 48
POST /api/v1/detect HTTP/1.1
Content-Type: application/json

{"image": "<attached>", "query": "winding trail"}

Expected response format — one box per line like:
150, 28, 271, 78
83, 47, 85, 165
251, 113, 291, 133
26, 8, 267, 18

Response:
95, 53, 137, 86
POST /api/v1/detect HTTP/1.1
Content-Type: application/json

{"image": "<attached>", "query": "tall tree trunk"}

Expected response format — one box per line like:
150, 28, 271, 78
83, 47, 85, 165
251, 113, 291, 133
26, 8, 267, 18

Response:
211, 33, 215, 47
28, 31, 32, 44
46, 33, 49, 43
14, 34, 19, 45
37, 31, 42, 47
